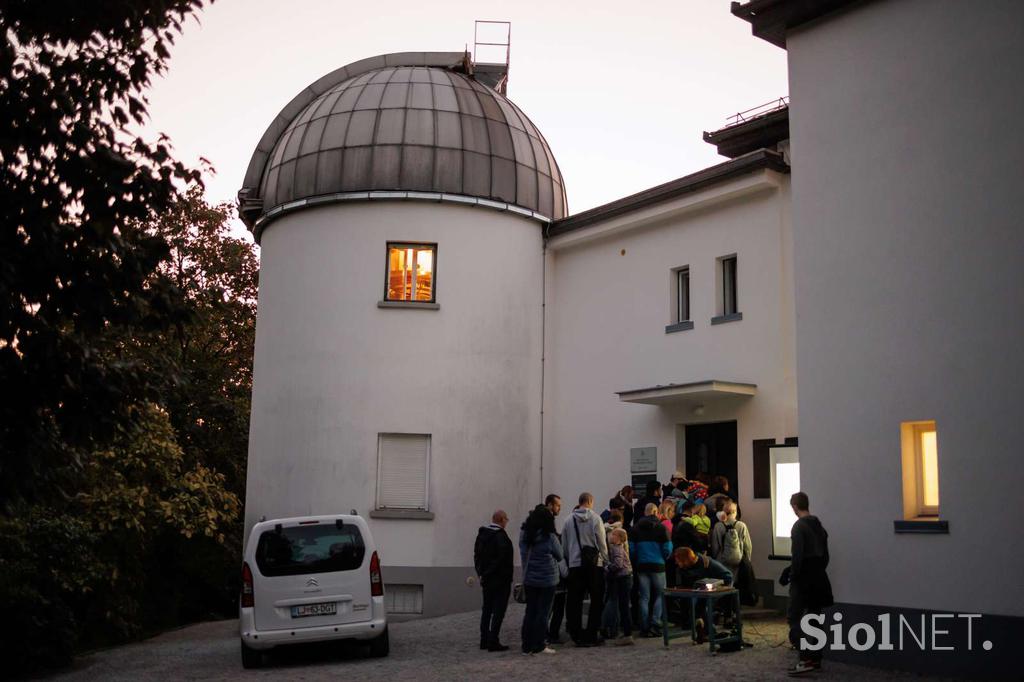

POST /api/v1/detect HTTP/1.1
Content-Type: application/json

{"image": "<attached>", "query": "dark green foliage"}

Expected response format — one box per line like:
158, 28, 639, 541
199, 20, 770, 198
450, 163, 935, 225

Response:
0, 0, 205, 504
0, 2, 262, 676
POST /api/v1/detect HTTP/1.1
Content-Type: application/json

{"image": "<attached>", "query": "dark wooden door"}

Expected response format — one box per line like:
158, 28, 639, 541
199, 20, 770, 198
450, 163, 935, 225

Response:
684, 421, 738, 497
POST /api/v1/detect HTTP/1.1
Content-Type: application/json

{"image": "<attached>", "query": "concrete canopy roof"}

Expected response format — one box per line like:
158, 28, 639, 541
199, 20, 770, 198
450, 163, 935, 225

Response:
616, 380, 757, 406
238, 51, 567, 236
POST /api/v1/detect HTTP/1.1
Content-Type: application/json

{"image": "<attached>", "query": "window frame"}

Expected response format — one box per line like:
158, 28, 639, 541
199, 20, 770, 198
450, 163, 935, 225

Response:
375, 432, 431, 512
383, 242, 438, 304
900, 420, 940, 520
675, 266, 691, 323
721, 255, 738, 316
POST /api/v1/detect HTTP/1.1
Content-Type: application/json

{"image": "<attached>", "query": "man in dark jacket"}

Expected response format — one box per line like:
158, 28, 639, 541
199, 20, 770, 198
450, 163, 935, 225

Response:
475, 509, 514, 651
785, 492, 832, 675
632, 480, 662, 528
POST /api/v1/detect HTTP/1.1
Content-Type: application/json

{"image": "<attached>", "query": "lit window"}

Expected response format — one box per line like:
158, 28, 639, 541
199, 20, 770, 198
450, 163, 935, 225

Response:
676, 267, 690, 322
900, 421, 940, 519
769, 444, 800, 557
721, 255, 738, 316
385, 243, 436, 302
376, 433, 430, 511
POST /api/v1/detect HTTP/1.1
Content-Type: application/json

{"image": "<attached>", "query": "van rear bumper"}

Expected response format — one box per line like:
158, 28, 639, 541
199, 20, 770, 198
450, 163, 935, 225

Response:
239, 608, 387, 650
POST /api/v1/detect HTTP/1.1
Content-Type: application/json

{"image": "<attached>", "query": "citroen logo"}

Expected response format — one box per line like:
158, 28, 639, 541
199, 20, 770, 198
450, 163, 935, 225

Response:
306, 578, 319, 587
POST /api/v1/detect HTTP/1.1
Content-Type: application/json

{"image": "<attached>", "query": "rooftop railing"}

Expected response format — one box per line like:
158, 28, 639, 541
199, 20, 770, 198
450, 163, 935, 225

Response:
724, 96, 789, 126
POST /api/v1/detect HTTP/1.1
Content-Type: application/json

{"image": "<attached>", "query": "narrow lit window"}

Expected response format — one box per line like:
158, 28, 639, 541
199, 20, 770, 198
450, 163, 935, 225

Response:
722, 256, 737, 316
385, 243, 436, 302
676, 267, 690, 323
900, 421, 940, 519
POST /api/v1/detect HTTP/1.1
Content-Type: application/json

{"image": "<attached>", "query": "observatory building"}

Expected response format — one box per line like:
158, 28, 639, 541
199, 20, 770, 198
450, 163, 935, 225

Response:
241, 3, 1024, 675
240, 48, 797, 618
239, 52, 565, 609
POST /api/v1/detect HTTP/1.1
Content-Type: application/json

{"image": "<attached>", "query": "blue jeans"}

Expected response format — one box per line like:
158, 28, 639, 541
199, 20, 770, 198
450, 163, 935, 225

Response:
637, 571, 666, 632
521, 585, 556, 653
601, 574, 633, 636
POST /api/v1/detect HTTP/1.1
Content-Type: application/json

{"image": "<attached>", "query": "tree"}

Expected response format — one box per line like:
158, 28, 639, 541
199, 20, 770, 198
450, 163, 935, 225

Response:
148, 187, 258, 495
0, 403, 241, 674
0, 1, 208, 506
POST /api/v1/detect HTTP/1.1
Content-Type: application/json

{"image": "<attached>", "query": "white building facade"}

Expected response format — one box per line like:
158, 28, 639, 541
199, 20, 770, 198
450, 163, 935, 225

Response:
240, 50, 802, 618
242, 6, 1022, 673
734, 0, 1023, 676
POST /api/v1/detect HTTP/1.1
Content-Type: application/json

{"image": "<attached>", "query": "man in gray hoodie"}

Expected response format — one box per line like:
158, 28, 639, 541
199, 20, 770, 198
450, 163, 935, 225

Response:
561, 492, 609, 647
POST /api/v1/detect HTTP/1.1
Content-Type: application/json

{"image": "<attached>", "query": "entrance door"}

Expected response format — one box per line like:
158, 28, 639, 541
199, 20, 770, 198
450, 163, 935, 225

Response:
684, 421, 738, 497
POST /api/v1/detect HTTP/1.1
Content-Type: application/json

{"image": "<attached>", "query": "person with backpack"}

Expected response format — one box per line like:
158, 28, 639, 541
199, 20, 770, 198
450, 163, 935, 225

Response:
561, 492, 608, 647
474, 509, 514, 651
710, 500, 757, 605
710, 500, 752, 574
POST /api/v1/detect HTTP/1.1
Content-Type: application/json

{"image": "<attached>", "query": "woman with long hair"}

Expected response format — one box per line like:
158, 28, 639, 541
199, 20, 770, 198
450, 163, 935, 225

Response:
518, 498, 564, 655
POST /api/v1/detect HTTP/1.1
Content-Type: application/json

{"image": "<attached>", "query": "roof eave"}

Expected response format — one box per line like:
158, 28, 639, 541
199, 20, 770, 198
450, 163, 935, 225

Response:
730, 0, 869, 48
547, 149, 789, 238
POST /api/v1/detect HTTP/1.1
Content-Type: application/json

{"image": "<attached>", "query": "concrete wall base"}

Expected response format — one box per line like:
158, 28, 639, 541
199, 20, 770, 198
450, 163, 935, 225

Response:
382, 565, 484, 619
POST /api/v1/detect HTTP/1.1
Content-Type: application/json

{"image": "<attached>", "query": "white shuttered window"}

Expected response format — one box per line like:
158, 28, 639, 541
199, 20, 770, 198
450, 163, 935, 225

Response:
376, 433, 430, 510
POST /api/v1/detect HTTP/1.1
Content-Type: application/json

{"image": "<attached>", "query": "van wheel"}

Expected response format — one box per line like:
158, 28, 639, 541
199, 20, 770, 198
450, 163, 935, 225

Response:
369, 627, 390, 657
241, 640, 264, 669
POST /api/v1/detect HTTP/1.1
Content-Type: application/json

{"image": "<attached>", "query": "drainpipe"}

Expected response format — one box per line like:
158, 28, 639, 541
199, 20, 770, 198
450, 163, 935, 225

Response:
539, 241, 547, 501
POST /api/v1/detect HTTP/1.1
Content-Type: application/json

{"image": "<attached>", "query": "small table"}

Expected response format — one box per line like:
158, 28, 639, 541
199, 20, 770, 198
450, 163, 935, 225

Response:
661, 586, 743, 654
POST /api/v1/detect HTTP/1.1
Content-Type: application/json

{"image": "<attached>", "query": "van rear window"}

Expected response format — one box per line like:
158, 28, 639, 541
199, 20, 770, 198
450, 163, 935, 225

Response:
255, 523, 365, 576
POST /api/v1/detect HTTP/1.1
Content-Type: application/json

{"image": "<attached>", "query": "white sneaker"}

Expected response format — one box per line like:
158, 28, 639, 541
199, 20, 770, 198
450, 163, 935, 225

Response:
539, 647, 557, 654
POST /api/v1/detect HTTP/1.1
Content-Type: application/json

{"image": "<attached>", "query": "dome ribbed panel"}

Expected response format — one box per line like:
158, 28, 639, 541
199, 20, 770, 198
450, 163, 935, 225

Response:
258, 66, 566, 219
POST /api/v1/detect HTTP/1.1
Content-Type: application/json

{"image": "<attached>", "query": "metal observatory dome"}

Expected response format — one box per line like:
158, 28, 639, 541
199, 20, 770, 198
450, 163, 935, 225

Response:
238, 52, 567, 240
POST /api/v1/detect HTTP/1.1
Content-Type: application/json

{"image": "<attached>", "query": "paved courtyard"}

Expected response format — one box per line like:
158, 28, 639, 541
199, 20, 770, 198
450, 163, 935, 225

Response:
52, 605, 952, 681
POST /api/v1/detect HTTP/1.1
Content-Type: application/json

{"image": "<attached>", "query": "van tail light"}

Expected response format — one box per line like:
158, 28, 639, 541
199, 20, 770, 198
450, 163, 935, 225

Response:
369, 551, 383, 597
241, 562, 255, 608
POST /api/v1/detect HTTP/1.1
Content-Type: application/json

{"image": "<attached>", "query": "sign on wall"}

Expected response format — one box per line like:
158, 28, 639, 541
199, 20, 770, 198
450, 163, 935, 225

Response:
630, 447, 657, 474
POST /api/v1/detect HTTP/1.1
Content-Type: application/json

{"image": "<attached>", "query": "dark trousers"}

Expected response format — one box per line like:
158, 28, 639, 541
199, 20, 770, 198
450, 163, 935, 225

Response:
787, 582, 823, 662
521, 585, 556, 653
480, 580, 511, 646
601, 574, 633, 637
566, 564, 605, 643
548, 588, 566, 640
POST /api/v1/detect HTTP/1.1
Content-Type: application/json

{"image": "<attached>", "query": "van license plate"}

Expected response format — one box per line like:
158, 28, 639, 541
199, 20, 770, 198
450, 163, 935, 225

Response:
291, 602, 337, 618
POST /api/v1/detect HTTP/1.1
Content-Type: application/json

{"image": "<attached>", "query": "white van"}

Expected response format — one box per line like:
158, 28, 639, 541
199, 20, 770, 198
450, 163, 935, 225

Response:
239, 514, 388, 667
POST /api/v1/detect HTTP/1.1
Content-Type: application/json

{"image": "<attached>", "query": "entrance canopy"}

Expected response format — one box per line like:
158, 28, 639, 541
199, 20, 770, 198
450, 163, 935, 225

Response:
615, 380, 756, 406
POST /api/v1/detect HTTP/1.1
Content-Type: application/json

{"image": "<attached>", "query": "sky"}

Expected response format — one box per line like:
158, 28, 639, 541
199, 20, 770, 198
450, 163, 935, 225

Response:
142, 0, 788, 241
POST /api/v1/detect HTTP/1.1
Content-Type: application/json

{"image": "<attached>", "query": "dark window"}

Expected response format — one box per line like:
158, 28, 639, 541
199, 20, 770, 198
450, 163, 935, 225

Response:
676, 267, 690, 322
385, 243, 436, 302
255, 524, 365, 577
722, 256, 738, 315
752, 438, 776, 499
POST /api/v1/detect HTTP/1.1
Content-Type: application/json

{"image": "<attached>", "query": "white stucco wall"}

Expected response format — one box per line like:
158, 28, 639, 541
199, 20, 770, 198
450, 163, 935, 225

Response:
544, 171, 796, 582
244, 201, 544, 570
787, 0, 1024, 616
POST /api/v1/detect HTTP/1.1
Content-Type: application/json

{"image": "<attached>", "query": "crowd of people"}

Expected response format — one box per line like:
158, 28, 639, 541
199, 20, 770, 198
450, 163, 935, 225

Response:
474, 473, 833, 676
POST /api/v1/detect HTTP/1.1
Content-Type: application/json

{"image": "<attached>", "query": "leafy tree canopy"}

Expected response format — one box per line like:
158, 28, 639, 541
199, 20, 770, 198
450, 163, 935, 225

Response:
0, 1, 209, 505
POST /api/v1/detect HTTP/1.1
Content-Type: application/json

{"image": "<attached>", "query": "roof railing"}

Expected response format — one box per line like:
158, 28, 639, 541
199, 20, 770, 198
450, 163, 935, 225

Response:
725, 96, 789, 126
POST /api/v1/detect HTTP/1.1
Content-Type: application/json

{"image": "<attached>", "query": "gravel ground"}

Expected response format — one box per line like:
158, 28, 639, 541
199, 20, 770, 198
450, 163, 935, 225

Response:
51, 605, 953, 681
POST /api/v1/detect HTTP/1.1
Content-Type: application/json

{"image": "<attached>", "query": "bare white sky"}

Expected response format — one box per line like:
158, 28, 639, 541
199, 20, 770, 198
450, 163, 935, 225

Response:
143, 0, 787, 240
